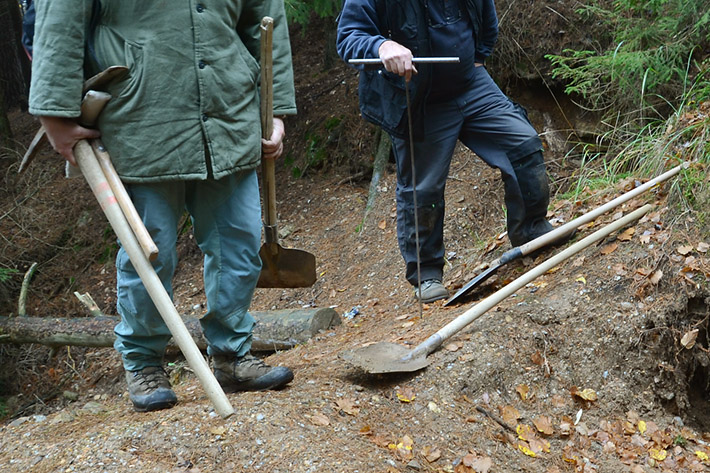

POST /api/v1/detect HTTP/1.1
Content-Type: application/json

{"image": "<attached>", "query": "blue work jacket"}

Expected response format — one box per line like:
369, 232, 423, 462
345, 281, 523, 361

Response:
336, 0, 498, 138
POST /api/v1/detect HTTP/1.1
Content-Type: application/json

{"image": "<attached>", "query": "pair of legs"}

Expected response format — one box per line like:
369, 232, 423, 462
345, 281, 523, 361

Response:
390, 66, 550, 289
115, 170, 292, 410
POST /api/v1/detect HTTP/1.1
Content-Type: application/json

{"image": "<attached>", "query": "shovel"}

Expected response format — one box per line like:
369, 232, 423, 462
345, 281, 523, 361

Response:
256, 17, 316, 288
443, 163, 688, 306
340, 204, 652, 374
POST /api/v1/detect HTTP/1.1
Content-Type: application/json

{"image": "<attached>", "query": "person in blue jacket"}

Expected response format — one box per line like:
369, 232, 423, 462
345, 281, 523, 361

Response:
337, 0, 567, 303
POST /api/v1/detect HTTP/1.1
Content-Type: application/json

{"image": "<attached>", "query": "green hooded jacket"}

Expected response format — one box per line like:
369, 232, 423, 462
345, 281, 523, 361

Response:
29, 0, 297, 183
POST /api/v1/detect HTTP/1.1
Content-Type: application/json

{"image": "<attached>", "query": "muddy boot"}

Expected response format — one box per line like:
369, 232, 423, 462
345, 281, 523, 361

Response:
125, 366, 178, 412
212, 353, 294, 393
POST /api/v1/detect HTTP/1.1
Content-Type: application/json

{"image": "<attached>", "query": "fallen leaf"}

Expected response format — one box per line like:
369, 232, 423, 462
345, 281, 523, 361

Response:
209, 426, 227, 436
600, 242, 618, 255
681, 329, 699, 349
516, 384, 530, 401
531, 351, 544, 366
396, 386, 416, 403
335, 398, 359, 416
534, 416, 554, 435
618, 227, 635, 241
638, 420, 647, 435
649, 448, 667, 461
697, 242, 709, 253
575, 275, 587, 284
422, 446, 441, 463
571, 386, 598, 402
518, 443, 537, 458
500, 405, 520, 425
462, 454, 492, 473
445, 342, 462, 352
309, 412, 330, 426
428, 401, 441, 413
571, 255, 585, 267
389, 435, 414, 461
678, 245, 694, 256
695, 450, 709, 461
639, 233, 652, 244
378, 219, 386, 230
517, 423, 535, 441
649, 270, 663, 285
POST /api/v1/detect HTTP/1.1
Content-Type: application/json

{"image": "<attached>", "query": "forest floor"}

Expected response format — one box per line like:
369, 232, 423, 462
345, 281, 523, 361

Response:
2, 10, 710, 473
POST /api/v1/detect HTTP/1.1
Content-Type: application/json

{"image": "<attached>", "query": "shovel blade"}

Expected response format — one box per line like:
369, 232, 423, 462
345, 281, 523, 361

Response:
257, 242, 317, 288
339, 342, 430, 374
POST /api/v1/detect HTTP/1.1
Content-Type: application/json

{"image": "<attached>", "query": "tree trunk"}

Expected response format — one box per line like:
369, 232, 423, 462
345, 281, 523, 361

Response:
361, 128, 391, 230
0, 308, 341, 352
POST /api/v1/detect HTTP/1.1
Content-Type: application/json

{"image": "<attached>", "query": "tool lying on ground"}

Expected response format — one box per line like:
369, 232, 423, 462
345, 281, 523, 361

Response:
340, 204, 652, 374
444, 163, 688, 306
257, 17, 317, 288
21, 76, 235, 418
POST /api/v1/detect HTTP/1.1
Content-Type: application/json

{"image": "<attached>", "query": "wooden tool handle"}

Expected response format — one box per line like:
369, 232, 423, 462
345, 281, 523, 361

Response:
91, 140, 159, 261
260, 17, 278, 232
409, 204, 653, 360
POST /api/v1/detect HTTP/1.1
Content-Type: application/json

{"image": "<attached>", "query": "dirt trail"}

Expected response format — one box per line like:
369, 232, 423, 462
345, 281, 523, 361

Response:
2, 9, 710, 473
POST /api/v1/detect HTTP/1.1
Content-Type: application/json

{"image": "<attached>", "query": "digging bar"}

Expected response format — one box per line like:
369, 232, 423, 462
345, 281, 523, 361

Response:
75, 93, 235, 418
444, 163, 688, 306
340, 204, 652, 374
257, 17, 317, 288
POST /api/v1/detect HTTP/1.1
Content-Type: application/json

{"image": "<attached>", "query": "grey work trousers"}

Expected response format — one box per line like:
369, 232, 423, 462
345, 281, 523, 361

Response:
390, 65, 548, 286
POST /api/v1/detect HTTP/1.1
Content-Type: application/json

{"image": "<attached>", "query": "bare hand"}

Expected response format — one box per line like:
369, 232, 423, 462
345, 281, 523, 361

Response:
378, 40, 417, 82
261, 117, 286, 160
39, 116, 100, 166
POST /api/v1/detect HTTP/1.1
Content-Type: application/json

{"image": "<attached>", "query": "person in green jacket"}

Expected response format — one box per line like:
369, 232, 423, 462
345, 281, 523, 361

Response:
29, 0, 296, 412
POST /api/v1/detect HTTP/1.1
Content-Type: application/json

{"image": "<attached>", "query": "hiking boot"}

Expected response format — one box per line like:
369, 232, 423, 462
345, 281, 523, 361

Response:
125, 366, 177, 412
212, 353, 294, 393
414, 279, 449, 303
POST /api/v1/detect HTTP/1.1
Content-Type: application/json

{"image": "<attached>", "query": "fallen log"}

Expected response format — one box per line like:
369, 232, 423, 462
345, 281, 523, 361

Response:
0, 308, 341, 352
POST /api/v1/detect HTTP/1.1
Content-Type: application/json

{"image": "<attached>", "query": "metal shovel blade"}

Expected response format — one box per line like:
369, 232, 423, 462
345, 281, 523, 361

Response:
257, 242, 316, 288
339, 342, 431, 374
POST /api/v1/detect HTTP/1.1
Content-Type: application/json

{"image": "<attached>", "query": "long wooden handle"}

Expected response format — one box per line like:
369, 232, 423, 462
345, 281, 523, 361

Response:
73, 140, 235, 418
498, 163, 687, 264
409, 204, 653, 360
260, 17, 278, 232
90, 140, 159, 261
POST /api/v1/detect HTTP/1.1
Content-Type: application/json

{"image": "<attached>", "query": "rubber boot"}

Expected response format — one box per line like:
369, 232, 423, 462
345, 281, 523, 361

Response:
507, 150, 552, 247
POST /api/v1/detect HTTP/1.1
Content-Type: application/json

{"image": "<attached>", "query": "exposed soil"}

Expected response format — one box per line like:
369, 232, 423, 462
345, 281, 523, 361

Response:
2, 6, 710, 473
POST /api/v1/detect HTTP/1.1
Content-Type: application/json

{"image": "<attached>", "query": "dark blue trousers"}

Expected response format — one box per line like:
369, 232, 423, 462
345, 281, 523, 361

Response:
390, 66, 548, 286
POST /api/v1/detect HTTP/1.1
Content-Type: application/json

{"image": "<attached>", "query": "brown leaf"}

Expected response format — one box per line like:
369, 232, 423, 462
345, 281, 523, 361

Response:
531, 351, 544, 366
310, 412, 330, 426
396, 386, 416, 403
681, 329, 699, 349
516, 384, 530, 401
570, 386, 598, 402
464, 455, 492, 473
533, 416, 554, 435
500, 405, 520, 425
445, 342, 462, 352
422, 446, 441, 463
697, 242, 709, 253
335, 398, 359, 416
678, 244, 694, 256
378, 219, 387, 230
649, 270, 663, 285
618, 227, 635, 241
600, 242, 618, 255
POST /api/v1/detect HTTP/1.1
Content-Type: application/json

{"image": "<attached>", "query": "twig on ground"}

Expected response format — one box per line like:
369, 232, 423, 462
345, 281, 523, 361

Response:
475, 406, 517, 433
17, 262, 38, 317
